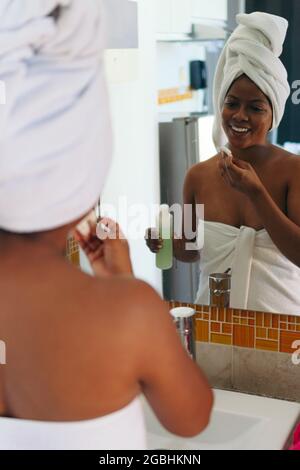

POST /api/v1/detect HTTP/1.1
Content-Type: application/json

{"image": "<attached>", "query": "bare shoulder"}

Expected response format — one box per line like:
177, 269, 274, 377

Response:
273, 146, 300, 178
82, 274, 169, 334
77, 275, 173, 376
186, 154, 219, 183
285, 152, 300, 170
273, 145, 300, 164
39, 261, 168, 344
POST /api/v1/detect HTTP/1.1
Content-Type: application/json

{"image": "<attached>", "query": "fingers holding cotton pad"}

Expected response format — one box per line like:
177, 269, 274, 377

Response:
218, 146, 234, 183
75, 210, 97, 239
218, 146, 233, 158
96, 221, 112, 240
96, 217, 126, 241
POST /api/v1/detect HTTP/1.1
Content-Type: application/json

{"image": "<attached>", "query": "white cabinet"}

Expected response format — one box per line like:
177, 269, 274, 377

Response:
155, 0, 228, 35
191, 0, 228, 22
155, 0, 191, 34
155, 0, 172, 34
171, 0, 192, 34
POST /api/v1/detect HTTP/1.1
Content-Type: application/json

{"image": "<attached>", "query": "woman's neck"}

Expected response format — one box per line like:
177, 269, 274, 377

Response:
228, 142, 272, 164
0, 230, 68, 262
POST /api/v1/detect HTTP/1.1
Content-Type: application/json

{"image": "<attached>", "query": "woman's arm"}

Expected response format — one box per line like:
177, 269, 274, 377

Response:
220, 154, 300, 268
136, 285, 213, 437
173, 167, 201, 263
75, 221, 212, 436
74, 214, 134, 278
249, 160, 300, 268
145, 167, 201, 263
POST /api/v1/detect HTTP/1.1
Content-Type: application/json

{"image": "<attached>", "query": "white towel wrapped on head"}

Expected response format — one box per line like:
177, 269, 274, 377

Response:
0, 0, 112, 233
213, 11, 290, 149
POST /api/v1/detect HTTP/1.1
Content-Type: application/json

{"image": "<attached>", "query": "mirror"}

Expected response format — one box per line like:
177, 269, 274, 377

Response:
157, 0, 300, 316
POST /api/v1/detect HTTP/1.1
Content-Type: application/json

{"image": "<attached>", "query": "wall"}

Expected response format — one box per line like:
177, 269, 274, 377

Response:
103, 0, 138, 49
157, 40, 226, 117
246, 0, 300, 145
170, 300, 300, 402
157, 41, 206, 115
100, 0, 162, 292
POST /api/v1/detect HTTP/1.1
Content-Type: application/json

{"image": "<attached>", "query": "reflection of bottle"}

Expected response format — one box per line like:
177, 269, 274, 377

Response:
156, 204, 173, 270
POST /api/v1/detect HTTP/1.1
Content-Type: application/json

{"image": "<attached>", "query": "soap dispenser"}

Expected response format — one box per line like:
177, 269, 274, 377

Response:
170, 307, 196, 360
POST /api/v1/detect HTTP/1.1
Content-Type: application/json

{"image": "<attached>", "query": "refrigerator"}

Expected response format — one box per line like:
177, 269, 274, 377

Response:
159, 115, 215, 303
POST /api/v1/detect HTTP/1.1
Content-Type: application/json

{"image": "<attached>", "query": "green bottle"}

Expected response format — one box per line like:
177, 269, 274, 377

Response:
156, 204, 173, 270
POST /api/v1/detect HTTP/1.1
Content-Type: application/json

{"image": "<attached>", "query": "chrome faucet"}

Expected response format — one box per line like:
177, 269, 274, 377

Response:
170, 307, 196, 360
209, 270, 231, 308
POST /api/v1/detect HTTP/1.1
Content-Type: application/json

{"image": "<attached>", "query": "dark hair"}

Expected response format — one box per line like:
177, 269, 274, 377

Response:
229, 74, 273, 110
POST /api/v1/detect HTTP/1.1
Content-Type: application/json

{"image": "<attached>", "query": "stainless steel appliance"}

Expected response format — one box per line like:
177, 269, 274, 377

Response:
159, 116, 214, 303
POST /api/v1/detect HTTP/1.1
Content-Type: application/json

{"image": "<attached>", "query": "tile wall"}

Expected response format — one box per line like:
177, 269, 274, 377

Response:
170, 301, 300, 402
169, 301, 300, 354
66, 236, 80, 267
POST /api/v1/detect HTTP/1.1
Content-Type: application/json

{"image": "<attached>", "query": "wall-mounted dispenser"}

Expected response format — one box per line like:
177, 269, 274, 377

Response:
190, 60, 208, 113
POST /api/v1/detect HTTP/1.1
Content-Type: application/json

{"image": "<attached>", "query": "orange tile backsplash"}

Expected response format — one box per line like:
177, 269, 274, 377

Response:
211, 322, 221, 333
64, 245, 300, 357
195, 320, 209, 343
169, 301, 300, 354
255, 338, 278, 352
66, 236, 80, 267
211, 333, 232, 346
222, 323, 232, 335
233, 325, 254, 348
268, 329, 279, 341
280, 331, 300, 354
256, 327, 267, 339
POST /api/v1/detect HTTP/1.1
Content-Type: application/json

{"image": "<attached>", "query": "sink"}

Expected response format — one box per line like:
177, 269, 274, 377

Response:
143, 389, 300, 450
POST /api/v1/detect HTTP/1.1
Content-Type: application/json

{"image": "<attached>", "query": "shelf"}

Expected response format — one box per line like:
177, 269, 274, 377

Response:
156, 23, 229, 43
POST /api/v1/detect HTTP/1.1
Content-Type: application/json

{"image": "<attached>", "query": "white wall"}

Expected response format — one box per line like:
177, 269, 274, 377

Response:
100, 0, 162, 293
157, 41, 206, 115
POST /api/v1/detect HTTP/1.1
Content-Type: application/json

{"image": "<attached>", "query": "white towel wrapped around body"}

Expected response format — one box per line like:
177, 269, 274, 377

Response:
195, 221, 300, 316
0, 0, 112, 232
0, 396, 146, 450
213, 11, 290, 149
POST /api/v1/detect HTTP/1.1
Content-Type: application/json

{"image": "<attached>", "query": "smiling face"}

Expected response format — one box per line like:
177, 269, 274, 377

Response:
221, 75, 273, 150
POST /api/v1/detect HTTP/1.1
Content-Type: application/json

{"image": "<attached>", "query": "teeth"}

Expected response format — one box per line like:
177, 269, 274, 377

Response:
231, 126, 249, 133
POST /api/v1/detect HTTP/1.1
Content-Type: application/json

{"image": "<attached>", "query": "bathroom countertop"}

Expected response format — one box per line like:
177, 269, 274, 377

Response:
143, 389, 300, 450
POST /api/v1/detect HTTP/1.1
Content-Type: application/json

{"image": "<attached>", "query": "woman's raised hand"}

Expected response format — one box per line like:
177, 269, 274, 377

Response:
219, 151, 264, 198
144, 227, 163, 254
74, 212, 133, 278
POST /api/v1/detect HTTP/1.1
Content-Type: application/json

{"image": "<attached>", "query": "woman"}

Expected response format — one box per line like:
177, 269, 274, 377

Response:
147, 12, 300, 314
0, 1, 212, 450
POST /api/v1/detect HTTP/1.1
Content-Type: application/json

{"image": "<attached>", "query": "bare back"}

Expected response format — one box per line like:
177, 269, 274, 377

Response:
0, 247, 144, 421
0, 243, 212, 436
